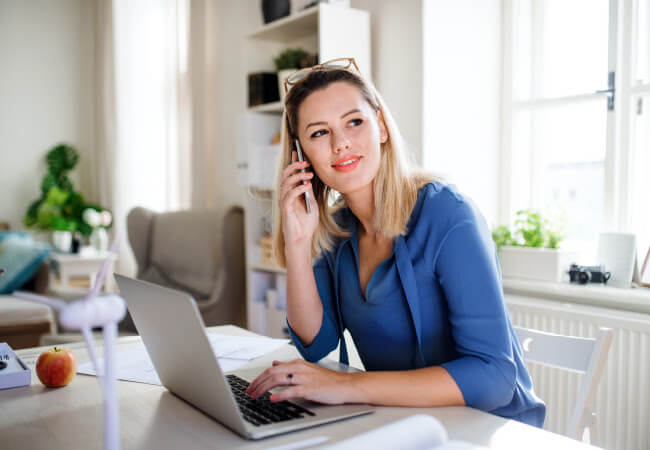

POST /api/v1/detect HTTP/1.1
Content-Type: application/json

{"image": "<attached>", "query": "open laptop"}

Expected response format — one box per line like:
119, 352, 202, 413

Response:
115, 274, 374, 440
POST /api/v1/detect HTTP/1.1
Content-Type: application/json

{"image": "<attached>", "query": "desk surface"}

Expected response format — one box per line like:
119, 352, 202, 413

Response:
1, 325, 599, 450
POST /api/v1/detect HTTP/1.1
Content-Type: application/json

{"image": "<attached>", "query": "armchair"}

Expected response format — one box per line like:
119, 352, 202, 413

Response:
122, 205, 245, 331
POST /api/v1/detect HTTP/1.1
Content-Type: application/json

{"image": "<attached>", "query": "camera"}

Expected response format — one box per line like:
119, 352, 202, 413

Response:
568, 264, 611, 284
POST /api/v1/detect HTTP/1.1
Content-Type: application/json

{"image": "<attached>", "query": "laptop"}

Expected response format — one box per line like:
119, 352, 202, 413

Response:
115, 274, 374, 440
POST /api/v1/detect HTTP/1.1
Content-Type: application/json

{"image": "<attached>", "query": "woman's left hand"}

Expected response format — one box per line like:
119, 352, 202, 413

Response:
246, 359, 355, 404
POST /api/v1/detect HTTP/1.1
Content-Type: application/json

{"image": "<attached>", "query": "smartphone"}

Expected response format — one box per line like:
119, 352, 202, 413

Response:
294, 139, 311, 214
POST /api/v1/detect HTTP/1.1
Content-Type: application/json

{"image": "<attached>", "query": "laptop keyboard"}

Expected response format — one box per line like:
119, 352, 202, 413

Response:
226, 374, 316, 427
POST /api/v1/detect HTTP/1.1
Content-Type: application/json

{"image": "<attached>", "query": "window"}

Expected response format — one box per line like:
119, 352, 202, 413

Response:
502, 0, 650, 260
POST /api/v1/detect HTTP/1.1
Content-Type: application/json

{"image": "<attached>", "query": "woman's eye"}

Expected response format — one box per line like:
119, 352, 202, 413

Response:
311, 129, 328, 138
349, 118, 363, 127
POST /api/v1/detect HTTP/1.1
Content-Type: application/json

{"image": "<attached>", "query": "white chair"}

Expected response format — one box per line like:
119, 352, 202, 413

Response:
514, 326, 613, 443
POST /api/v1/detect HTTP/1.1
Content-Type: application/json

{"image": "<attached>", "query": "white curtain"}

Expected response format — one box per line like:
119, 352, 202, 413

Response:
95, 0, 193, 276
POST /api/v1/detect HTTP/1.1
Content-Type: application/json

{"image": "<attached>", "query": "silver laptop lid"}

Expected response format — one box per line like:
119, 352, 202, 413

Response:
115, 274, 247, 436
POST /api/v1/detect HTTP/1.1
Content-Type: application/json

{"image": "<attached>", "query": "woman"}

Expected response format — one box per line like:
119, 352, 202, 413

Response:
246, 59, 545, 427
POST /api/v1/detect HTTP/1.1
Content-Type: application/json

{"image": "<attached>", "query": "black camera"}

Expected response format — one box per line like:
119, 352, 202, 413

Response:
568, 264, 611, 284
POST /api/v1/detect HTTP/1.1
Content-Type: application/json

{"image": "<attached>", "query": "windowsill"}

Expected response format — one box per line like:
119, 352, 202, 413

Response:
502, 278, 650, 315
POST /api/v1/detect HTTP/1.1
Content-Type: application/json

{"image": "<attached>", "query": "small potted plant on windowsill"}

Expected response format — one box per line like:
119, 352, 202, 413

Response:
492, 209, 575, 282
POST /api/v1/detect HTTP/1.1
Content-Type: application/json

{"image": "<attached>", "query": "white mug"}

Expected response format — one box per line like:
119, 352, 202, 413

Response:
598, 232, 637, 288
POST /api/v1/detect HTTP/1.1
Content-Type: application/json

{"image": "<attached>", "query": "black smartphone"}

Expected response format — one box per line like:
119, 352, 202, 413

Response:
294, 139, 311, 214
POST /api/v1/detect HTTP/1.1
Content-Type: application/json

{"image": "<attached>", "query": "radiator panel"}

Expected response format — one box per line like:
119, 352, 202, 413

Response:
506, 295, 650, 450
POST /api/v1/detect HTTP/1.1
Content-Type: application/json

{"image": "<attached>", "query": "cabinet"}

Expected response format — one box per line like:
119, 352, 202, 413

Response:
241, 4, 370, 340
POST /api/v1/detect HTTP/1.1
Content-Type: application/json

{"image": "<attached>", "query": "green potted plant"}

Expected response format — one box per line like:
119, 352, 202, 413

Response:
492, 209, 574, 282
23, 144, 111, 252
273, 48, 315, 100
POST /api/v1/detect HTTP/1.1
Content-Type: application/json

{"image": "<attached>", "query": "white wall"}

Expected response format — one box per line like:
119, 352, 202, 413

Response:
422, 0, 502, 225
351, 0, 424, 164
203, 1, 256, 216
0, 0, 95, 230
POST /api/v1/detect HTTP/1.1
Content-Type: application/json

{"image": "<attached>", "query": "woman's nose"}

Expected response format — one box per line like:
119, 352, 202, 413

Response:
332, 131, 351, 154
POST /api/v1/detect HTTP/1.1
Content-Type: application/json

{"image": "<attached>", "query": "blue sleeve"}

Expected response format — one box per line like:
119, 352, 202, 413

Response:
287, 256, 340, 362
436, 204, 517, 411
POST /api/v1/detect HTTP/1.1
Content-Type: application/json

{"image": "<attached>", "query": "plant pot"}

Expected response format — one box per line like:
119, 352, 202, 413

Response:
278, 68, 297, 102
52, 231, 72, 253
497, 246, 577, 282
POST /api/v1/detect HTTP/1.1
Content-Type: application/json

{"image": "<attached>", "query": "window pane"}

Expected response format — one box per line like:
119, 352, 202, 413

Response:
537, 100, 607, 248
512, 0, 610, 99
635, 0, 650, 84
510, 99, 607, 249
540, 0, 609, 97
512, 0, 533, 99
630, 95, 650, 256
510, 109, 533, 215
537, 99, 607, 165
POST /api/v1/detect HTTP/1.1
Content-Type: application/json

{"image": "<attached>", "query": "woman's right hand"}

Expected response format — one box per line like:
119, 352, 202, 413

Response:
280, 151, 319, 251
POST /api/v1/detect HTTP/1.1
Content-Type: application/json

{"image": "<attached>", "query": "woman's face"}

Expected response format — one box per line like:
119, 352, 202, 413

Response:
296, 81, 387, 196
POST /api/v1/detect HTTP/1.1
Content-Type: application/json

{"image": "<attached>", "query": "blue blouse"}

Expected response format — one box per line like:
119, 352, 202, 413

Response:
287, 182, 546, 427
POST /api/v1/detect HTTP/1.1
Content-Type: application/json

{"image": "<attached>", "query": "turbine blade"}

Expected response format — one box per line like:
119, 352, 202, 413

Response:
87, 230, 122, 299
13, 290, 67, 310
81, 325, 104, 390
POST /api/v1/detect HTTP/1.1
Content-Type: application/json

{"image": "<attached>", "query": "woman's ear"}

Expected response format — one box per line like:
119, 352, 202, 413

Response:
377, 109, 388, 144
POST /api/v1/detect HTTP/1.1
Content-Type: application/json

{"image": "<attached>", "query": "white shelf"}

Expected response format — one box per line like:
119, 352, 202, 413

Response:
250, 263, 287, 274
249, 101, 284, 113
247, 6, 319, 42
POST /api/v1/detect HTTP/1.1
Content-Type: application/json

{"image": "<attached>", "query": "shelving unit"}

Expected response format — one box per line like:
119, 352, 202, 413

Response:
241, 3, 370, 339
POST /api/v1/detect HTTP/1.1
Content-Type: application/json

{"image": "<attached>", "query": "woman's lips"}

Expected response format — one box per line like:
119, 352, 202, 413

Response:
332, 155, 362, 172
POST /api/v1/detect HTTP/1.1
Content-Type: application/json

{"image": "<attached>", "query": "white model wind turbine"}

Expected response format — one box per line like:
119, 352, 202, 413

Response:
14, 234, 126, 450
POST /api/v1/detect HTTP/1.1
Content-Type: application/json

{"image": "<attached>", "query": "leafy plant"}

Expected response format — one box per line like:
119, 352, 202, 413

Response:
492, 209, 563, 250
23, 144, 109, 236
273, 48, 314, 71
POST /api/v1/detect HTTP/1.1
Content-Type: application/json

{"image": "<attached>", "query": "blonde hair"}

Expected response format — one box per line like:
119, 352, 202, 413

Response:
273, 69, 434, 267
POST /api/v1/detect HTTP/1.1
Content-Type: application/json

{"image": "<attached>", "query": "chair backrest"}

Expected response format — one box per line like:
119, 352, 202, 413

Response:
125, 205, 245, 329
514, 326, 613, 442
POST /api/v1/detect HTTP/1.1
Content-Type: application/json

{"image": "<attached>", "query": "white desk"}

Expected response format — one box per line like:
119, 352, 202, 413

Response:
0, 326, 600, 450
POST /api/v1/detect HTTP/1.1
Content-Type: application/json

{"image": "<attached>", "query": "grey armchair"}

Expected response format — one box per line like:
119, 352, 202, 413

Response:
122, 205, 246, 332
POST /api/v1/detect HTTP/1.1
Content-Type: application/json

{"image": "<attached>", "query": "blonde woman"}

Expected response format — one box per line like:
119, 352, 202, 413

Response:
246, 59, 545, 427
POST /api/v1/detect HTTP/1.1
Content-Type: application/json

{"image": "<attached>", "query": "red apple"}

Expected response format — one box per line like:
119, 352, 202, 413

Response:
36, 347, 77, 387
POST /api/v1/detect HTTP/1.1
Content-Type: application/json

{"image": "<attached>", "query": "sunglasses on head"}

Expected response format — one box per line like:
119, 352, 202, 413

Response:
283, 57, 360, 94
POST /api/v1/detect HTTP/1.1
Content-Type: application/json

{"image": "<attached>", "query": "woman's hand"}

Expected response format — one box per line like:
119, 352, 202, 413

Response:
280, 151, 319, 251
246, 359, 356, 405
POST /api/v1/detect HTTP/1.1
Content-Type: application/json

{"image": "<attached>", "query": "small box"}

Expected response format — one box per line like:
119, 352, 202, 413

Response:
259, 235, 275, 266
0, 342, 31, 389
248, 72, 280, 107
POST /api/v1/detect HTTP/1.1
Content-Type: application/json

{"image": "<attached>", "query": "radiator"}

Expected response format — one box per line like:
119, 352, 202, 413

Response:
506, 295, 650, 450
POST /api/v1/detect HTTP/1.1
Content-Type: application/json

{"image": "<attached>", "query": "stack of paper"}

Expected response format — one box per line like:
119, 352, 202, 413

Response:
77, 334, 288, 385
323, 415, 488, 450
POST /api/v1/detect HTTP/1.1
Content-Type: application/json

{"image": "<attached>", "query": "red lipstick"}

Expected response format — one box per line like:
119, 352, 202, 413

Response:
332, 155, 362, 172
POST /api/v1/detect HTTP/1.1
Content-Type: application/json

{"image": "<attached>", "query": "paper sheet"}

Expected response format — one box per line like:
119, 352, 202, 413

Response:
78, 334, 288, 385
